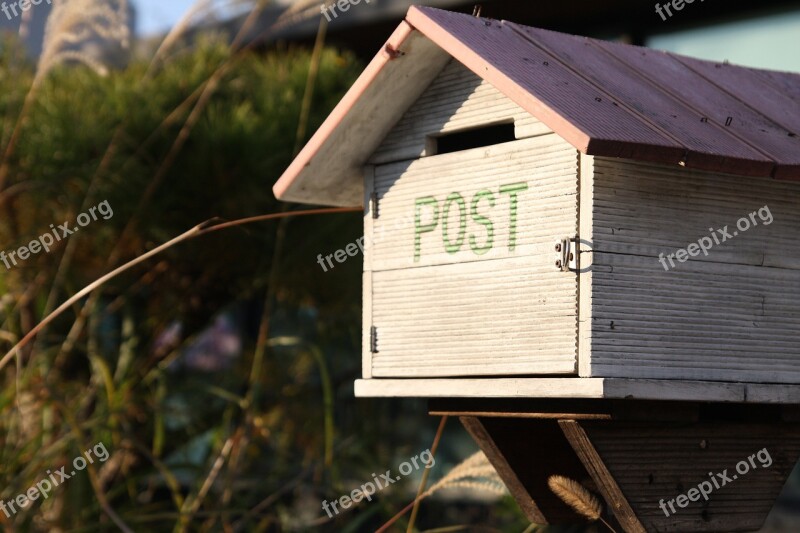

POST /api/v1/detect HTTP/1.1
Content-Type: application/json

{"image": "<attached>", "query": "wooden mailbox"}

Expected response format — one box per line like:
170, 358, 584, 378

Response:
275, 6, 800, 532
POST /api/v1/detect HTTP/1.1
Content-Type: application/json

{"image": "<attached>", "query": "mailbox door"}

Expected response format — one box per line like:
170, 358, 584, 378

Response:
363, 135, 580, 377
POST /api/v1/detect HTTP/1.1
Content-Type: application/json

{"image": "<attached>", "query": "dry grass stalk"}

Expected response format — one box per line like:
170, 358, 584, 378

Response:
0, 207, 362, 374
146, 0, 217, 78
273, 0, 330, 30
406, 415, 447, 533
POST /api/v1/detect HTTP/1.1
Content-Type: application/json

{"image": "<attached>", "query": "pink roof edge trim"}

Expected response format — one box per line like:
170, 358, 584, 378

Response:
272, 20, 416, 203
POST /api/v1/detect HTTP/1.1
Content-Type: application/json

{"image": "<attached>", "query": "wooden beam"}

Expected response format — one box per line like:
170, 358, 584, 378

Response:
460, 417, 548, 524
428, 398, 701, 422
433, 411, 611, 420
559, 420, 646, 533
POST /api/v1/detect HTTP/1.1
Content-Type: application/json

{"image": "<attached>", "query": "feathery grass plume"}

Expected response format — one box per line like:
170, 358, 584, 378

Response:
35, 0, 130, 86
423, 451, 507, 498
0, 0, 129, 191
548, 475, 618, 532
548, 475, 601, 520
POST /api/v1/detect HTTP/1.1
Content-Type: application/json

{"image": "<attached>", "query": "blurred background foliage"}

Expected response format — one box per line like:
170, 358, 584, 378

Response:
0, 20, 532, 532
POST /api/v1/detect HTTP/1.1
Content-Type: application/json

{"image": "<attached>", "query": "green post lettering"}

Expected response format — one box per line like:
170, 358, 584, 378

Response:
469, 189, 495, 255
414, 196, 439, 261
499, 182, 528, 251
442, 193, 467, 254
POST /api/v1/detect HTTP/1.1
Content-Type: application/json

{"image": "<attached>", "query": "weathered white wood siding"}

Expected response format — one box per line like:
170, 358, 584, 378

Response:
365, 135, 579, 377
369, 59, 549, 165
583, 157, 800, 383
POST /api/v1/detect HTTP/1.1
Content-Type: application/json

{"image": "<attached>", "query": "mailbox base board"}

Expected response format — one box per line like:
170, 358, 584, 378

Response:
356, 378, 800, 404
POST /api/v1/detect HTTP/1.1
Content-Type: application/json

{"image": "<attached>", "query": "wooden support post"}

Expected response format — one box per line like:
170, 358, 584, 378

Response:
460, 417, 548, 524
560, 420, 645, 532
459, 416, 623, 530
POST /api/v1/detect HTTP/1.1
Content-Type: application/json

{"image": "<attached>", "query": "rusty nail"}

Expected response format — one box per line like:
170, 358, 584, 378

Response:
384, 45, 405, 59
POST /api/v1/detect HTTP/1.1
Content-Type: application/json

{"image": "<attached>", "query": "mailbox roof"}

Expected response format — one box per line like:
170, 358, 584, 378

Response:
274, 6, 800, 206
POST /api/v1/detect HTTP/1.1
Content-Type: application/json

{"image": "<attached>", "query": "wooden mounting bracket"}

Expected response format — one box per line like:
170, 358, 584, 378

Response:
432, 399, 800, 532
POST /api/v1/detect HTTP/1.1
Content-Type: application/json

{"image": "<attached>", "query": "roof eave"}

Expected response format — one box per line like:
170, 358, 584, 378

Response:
273, 20, 451, 206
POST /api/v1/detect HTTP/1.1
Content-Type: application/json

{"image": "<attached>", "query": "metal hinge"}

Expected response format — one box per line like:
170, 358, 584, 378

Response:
369, 326, 378, 353
555, 237, 579, 272
370, 192, 378, 219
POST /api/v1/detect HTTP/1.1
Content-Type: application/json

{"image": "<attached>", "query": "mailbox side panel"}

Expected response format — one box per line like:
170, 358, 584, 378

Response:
584, 156, 800, 383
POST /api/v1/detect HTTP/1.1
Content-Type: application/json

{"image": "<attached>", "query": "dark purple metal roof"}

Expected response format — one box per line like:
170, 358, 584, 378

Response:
408, 6, 800, 179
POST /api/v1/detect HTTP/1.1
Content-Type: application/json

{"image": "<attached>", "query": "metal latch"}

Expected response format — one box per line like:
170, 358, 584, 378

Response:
555, 238, 579, 272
